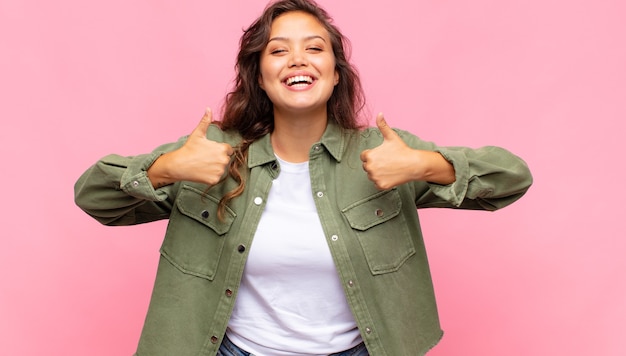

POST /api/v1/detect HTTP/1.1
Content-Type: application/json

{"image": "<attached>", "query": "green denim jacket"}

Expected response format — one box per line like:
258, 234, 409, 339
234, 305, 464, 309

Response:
74, 122, 532, 356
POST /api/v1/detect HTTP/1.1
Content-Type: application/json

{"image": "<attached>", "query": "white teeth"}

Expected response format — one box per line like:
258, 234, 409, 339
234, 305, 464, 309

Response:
286, 75, 313, 86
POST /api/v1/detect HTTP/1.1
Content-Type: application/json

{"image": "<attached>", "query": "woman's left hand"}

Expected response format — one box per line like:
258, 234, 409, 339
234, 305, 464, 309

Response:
360, 113, 455, 190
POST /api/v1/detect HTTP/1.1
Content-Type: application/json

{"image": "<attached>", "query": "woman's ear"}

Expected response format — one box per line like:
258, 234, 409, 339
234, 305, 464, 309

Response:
258, 75, 265, 90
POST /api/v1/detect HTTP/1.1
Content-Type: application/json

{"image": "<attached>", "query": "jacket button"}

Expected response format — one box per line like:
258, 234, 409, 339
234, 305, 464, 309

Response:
201, 210, 209, 219
254, 197, 263, 205
225, 289, 233, 297
237, 244, 246, 253
210, 336, 219, 344
375, 209, 384, 217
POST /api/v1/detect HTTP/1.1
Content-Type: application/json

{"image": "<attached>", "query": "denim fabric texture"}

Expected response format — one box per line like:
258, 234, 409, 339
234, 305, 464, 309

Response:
76, 122, 532, 356
218, 335, 369, 356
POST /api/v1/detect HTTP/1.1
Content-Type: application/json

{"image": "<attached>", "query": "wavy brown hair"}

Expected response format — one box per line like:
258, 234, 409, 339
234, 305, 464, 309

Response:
217, 0, 366, 218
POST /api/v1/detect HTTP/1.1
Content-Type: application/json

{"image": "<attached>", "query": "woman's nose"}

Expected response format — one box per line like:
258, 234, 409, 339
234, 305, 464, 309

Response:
288, 48, 308, 67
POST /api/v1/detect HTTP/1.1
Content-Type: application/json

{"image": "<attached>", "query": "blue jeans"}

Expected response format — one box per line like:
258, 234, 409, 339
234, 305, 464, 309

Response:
217, 335, 369, 356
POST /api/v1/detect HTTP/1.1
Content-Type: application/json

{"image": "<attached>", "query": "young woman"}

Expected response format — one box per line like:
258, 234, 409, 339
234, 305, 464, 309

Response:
74, 0, 532, 355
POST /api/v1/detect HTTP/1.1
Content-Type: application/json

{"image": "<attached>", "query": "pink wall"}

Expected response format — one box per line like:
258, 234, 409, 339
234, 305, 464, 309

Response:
1, 0, 624, 355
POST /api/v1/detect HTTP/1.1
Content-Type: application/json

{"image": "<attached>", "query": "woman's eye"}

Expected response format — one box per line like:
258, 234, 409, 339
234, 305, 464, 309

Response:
270, 49, 286, 55
308, 47, 323, 52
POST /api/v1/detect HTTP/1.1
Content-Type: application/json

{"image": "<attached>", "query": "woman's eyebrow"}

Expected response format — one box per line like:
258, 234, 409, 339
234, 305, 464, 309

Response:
268, 35, 327, 43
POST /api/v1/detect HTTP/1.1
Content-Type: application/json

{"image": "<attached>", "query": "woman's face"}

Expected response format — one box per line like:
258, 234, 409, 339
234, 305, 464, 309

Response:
259, 11, 339, 117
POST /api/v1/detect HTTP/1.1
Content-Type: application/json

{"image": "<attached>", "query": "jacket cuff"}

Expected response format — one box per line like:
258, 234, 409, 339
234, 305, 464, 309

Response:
427, 148, 470, 207
120, 152, 169, 201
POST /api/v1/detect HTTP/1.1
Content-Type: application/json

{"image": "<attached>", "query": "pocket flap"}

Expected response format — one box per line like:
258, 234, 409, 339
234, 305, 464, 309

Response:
176, 185, 235, 235
342, 189, 402, 231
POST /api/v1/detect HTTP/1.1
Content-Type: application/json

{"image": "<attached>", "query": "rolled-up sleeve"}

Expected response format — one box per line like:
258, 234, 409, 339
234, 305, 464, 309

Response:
427, 146, 532, 210
396, 130, 532, 211
74, 141, 183, 226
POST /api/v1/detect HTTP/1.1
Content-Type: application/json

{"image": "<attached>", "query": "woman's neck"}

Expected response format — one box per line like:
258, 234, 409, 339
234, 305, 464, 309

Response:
271, 108, 328, 163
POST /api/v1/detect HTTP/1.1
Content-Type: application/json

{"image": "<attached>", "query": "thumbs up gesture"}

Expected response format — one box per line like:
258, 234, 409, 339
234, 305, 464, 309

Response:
147, 108, 234, 188
360, 113, 456, 190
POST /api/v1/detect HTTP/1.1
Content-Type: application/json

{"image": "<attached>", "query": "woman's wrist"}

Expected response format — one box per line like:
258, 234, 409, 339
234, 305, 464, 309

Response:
416, 150, 456, 185
147, 152, 176, 189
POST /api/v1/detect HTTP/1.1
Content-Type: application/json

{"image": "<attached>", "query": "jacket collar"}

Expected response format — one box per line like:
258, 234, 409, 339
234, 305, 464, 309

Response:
247, 121, 347, 168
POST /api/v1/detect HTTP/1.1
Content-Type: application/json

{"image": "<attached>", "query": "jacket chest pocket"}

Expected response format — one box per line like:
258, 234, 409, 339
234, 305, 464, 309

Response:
160, 185, 236, 280
342, 189, 415, 275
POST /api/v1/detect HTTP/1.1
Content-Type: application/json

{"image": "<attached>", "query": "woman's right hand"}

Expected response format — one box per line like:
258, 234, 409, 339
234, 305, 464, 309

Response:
147, 108, 234, 188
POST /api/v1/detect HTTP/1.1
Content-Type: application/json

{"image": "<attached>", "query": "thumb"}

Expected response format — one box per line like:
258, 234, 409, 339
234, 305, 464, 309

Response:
192, 107, 213, 137
376, 112, 397, 140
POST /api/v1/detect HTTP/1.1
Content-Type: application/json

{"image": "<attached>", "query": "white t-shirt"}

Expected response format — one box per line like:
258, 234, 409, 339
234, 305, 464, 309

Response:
226, 156, 362, 356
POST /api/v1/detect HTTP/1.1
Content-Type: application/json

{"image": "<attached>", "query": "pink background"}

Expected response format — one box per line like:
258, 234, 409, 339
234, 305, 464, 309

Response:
1, 0, 625, 355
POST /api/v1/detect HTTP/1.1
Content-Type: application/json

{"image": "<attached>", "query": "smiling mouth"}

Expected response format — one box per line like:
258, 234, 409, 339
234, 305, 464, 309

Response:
285, 75, 314, 87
